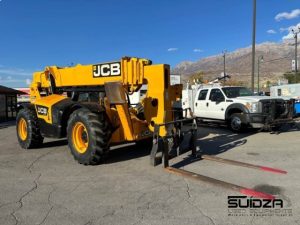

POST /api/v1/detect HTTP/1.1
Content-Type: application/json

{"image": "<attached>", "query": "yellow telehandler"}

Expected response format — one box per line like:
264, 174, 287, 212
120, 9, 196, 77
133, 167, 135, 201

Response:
16, 57, 195, 165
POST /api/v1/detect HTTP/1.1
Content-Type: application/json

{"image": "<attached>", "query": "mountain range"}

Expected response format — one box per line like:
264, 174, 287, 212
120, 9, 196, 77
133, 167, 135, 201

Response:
172, 42, 296, 85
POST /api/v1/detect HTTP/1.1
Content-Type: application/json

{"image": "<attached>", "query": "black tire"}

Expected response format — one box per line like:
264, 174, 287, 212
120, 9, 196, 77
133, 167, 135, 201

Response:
67, 109, 111, 165
16, 108, 44, 149
229, 113, 245, 132
196, 118, 204, 126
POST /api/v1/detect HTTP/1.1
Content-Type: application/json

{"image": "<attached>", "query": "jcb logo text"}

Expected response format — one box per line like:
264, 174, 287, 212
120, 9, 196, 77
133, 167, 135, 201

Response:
93, 62, 121, 77
36, 106, 48, 116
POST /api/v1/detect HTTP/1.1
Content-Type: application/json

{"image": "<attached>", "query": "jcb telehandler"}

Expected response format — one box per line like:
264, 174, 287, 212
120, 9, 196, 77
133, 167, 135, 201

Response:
16, 57, 194, 165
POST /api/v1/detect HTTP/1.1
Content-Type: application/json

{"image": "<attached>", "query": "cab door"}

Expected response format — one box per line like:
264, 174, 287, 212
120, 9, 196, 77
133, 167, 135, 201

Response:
194, 89, 209, 118
207, 88, 227, 120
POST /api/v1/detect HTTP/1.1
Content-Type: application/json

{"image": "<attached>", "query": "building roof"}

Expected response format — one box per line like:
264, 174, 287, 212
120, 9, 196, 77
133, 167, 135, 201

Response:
0, 85, 27, 95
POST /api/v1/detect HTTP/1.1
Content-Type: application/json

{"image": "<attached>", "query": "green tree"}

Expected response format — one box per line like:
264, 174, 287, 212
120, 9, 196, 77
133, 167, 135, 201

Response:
283, 71, 300, 84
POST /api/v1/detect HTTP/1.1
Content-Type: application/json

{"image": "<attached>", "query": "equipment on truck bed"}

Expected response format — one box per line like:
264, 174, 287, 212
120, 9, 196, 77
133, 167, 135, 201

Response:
270, 84, 300, 116
16, 56, 287, 199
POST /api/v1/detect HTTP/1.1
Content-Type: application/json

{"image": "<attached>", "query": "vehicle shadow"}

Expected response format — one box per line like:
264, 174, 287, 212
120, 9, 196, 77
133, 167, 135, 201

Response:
105, 125, 255, 165
171, 122, 300, 170
41, 139, 68, 148
268, 122, 300, 134
105, 143, 151, 164
170, 125, 256, 168
196, 125, 254, 155
0, 120, 16, 129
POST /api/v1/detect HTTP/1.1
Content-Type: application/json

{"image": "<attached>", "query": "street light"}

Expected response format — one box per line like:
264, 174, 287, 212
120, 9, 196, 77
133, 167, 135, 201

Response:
257, 55, 264, 93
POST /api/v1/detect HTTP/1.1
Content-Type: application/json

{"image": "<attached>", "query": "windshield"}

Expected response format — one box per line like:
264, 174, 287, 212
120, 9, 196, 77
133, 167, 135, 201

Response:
222, 87, 254, 98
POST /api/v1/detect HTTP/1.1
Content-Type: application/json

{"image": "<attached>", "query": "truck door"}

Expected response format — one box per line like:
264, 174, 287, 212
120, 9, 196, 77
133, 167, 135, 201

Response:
194, 89, 209, 118
207, 88, 227, 120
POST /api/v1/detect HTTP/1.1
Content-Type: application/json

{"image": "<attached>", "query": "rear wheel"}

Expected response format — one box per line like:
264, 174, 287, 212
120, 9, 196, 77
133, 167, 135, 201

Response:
229, 113, 245, 132
67, 109, 111, 165
16, 108, 44, 149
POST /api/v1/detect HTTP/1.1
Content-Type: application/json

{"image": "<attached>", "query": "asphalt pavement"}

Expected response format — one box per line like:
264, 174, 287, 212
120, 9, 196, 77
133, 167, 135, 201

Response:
0, 121, 299, 225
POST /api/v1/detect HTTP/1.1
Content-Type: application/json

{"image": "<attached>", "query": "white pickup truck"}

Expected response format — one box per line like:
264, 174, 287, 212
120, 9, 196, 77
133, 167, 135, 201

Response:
193, 86, 294, 132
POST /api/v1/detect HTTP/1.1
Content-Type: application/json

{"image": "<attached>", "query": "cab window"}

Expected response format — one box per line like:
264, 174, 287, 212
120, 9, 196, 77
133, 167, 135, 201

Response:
209, 89, 225, 102
78, 92, 99, 102
277, 89, 281, 96
198, 89, 208, 100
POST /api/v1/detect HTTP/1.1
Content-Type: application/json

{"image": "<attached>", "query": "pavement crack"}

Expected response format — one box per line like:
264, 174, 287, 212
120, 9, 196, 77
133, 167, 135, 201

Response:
48, 188, 55, 205
10, 211, 18, 225
180, 177, 215, 224
44, 186, 77, 219
83, 221, 92, 225
11, 173, 41, 225
103, 210, 116, 218
11, 151, 53, 225
27, 151, 52, 172
38, 206, 53, 225
38, 185, 57, 225
183, 178, 191, 198
70, 182, 82, 194
6, 149, 47, 224
191, 202, 216, 225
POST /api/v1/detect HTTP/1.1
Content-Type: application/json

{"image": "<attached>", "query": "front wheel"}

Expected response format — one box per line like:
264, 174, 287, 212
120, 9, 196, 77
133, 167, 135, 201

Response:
67, 109, 111, 165
229, 113, 245, 132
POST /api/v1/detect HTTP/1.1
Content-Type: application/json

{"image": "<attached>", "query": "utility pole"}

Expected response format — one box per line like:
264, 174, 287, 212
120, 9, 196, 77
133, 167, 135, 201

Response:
222, 50, 227, 76
257, 55, 263, 93
292, 28, 300, 81
251, 0, 256, 92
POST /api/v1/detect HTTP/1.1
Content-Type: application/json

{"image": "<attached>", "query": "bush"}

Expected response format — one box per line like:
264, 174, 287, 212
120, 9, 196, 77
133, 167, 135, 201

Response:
283, 71, 300, 84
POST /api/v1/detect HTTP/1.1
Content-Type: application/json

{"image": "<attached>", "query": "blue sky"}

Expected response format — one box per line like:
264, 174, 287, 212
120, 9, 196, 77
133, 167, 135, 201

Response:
0, 0, 300, 87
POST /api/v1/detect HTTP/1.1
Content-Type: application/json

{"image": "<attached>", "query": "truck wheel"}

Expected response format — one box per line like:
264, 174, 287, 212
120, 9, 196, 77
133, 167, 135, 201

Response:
16, 108, 44, 149
67, 109, 111, 165
229, 113, 245, 132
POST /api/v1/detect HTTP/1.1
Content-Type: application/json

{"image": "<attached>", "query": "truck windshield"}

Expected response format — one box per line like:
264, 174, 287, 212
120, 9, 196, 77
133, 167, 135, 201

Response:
222, 87, 254, 98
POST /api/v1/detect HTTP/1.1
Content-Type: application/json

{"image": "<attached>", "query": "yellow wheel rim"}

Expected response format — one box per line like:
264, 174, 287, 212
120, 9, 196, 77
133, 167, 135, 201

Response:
18, 118, 28, 141
72, 122, 89, 154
